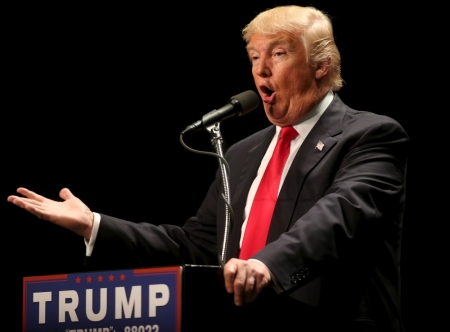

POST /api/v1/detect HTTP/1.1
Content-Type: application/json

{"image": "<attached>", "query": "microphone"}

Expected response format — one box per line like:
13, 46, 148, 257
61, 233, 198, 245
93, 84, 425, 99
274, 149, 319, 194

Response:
181, 90, 260, 135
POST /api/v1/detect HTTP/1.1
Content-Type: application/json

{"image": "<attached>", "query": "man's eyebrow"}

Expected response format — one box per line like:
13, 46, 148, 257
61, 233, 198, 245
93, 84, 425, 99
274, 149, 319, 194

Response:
246, 38, 293, 53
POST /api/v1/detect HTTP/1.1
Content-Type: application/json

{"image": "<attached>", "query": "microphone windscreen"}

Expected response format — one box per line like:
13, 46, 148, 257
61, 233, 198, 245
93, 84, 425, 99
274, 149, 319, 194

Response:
230, 90, 260, 116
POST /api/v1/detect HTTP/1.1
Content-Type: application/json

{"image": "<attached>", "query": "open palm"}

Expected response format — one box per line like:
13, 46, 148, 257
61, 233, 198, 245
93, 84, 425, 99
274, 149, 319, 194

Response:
7, 187, 93, 239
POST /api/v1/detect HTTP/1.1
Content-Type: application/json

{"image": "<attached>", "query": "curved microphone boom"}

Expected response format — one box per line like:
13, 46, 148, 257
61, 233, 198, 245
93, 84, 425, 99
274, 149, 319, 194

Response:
181, 90, 260, 135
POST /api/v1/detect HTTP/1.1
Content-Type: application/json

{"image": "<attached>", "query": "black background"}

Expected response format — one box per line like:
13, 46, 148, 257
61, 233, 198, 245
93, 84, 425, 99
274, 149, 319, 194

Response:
4, 1, 434, 330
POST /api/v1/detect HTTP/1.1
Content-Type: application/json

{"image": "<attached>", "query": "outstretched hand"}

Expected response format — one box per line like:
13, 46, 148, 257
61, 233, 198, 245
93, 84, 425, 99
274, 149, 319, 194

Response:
7, 188, 94, 239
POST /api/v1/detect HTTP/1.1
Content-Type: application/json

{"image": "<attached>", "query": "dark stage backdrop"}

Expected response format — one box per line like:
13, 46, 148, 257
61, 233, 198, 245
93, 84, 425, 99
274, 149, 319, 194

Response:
4, 2, 431, 330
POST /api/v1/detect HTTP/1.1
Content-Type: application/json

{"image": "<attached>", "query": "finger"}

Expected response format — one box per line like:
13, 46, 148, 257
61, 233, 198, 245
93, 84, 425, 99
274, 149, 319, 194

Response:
19, 203, 46, 219
243, 274, 257, 303
233, 265, 247, 306
12, 197, 43, 209
254, 273, 270, 294
8, 196, 47, 217
223, 260, 238, 293
59, 188, 73, 201
7, 195, 20, 203
16, 188, 46, 202
7, 196, 31, 209
242, 261, 271, 304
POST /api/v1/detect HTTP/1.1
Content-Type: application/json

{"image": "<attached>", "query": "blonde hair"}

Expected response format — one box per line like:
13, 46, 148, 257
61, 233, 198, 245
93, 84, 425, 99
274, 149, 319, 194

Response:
242, 5, 343, 91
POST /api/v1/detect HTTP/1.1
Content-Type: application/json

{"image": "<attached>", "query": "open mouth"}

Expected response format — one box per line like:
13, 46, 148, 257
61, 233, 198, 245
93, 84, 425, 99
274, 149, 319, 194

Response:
261, 86, 274, 96
260, 85, 276, 103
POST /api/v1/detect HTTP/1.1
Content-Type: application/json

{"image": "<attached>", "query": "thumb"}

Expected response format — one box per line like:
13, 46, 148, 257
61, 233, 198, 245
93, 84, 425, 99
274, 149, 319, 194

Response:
59, 188, 74, 200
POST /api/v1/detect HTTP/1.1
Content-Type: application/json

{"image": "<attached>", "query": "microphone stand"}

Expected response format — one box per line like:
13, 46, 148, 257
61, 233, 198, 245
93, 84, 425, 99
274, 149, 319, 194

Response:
204, 121, 232, 267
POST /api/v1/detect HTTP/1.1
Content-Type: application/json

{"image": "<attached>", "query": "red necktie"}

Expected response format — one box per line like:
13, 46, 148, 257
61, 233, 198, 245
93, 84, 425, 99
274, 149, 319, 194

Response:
239, 126, 299, 260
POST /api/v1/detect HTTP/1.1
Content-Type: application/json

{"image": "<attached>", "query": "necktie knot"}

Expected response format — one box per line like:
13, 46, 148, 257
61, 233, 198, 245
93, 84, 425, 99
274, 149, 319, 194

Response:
280, 125, 298, 142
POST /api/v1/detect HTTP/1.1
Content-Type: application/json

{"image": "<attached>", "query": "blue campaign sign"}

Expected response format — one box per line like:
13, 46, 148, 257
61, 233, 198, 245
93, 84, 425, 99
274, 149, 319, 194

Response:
23, 266, 182, 332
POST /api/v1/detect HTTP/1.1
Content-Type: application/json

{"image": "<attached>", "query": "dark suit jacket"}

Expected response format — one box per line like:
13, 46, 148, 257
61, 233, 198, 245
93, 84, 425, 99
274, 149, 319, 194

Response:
88, 94, 408, 331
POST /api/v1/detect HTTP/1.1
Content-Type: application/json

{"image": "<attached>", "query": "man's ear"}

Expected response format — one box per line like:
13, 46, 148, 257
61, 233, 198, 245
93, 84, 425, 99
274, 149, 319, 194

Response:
315, 57, 331, 79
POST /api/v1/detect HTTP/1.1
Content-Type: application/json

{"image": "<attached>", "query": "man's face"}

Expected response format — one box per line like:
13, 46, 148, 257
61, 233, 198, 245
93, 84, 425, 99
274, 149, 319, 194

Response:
247, 32, 323, 127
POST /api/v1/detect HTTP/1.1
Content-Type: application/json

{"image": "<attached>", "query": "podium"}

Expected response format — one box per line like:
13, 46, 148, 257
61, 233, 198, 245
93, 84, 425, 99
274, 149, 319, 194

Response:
23, 264, 236, 332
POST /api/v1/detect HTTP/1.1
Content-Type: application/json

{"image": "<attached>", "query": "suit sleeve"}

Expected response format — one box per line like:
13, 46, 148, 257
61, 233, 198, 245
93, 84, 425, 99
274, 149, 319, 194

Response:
86, 179, 222, 271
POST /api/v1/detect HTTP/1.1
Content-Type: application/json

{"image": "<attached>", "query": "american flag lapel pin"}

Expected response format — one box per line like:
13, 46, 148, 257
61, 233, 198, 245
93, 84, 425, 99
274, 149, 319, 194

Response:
315, 140, 324, 151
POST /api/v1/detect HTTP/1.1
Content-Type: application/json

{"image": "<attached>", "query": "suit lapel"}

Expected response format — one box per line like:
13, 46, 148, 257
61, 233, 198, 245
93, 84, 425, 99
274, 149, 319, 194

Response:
267, 96, 345, 243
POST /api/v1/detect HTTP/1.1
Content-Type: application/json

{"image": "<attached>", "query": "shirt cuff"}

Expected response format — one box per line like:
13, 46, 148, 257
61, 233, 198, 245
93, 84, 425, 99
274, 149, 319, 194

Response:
84, 212, 101, 257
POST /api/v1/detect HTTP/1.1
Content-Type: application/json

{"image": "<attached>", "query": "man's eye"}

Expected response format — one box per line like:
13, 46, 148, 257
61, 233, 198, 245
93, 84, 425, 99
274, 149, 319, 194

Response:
274, 52, 284, 57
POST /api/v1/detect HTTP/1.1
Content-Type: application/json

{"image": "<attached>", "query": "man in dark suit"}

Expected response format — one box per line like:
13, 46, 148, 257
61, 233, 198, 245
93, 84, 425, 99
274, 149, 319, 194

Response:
8, 5, 408, 331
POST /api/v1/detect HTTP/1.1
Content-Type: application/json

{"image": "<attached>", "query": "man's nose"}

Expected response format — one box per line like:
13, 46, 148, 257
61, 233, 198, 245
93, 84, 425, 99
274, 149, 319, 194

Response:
254, 57, 271, 77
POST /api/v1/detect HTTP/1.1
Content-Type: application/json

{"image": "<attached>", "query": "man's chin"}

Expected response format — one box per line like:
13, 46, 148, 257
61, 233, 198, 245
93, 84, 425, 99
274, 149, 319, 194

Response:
265, 108, 289, 126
